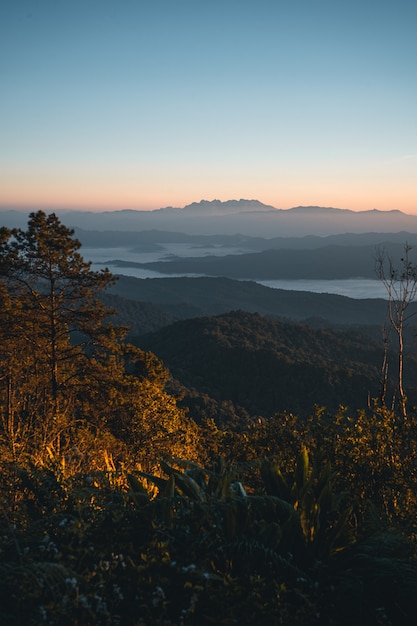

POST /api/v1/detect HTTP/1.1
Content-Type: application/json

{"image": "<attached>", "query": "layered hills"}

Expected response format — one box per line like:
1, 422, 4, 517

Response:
105, 275, 392, 330
106, 244, 383, 279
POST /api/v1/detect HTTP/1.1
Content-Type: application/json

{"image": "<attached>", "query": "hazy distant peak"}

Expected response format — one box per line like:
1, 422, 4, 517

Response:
288, 206, 353, 214
362, 208, 405, 215
286, 206, 409, 219
161, 199, 279, 216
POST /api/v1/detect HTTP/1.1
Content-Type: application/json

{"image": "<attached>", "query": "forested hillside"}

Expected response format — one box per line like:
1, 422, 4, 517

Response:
2, 213, 417, 625
135, 310, 417, 422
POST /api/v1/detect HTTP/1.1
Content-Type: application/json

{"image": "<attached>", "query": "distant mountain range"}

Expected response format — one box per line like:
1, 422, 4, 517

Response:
1, 200, 416, 237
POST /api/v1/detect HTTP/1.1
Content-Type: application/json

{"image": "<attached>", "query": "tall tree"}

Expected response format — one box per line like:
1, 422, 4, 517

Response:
0, 211, 123, 437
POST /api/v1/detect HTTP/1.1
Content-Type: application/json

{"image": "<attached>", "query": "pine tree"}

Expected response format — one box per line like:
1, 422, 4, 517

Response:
0, 212, 127, 456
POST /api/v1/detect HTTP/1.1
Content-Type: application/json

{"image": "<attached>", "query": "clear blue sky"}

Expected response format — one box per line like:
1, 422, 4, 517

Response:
1, 0, 416, 212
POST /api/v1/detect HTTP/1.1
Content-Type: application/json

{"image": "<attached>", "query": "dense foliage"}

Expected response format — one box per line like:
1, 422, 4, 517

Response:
2, 213, 417, 624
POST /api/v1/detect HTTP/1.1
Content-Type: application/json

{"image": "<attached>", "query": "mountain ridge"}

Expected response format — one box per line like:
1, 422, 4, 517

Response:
1, 201, 416, 237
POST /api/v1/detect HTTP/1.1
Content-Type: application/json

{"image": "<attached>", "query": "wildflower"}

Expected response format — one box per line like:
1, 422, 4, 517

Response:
152, 586, 166, 607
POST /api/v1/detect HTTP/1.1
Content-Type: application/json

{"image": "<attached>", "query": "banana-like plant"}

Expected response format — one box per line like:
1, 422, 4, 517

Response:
261, 447, 353, 561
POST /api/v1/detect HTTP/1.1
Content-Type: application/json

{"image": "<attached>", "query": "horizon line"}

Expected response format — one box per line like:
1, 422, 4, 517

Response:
0, 201, 411, 216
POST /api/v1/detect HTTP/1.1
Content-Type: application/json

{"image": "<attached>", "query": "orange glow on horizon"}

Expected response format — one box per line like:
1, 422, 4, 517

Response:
1, 171, 416, 215
1, 196, 417, 215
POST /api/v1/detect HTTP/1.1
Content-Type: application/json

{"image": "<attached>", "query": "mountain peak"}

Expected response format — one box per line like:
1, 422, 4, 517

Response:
160, 199, 279, 216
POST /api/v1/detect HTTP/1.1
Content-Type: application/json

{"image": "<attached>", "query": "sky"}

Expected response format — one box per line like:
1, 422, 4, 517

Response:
1, 0, 416, 213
